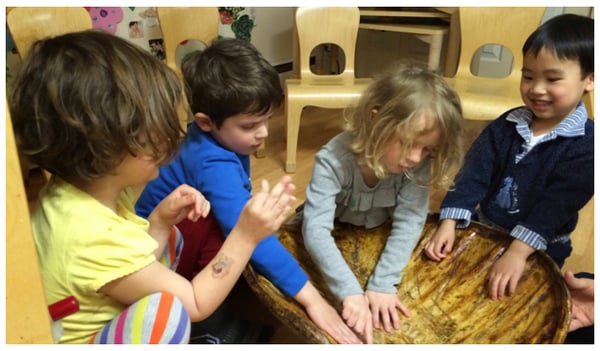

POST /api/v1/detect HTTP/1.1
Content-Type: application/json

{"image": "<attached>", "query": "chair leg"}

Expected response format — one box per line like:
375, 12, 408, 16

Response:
415, 33, 444, 72
285, 101, 304, 173
428, 34, 444, 72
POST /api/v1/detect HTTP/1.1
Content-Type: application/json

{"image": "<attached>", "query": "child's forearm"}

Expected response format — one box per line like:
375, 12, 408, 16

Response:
189, 227, 257, 320
439, 218, 458, 230
506, 239, 536, 260
292, 280, 319, 307
146, 214, 173, 260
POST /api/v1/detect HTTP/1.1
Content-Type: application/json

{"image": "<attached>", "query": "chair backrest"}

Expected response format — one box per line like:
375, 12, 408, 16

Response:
454, 7, 545, 82
6, 100, 54, 343
295, 7, 360, 85
7, 7, 92, 58
583, 91, 594, 119
157, 7, 219, 73
7, 7, 93, 182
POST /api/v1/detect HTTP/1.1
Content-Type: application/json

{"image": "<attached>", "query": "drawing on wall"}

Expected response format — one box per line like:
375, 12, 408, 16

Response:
149, 38, 165, 61
139, 7, 160, 28
129, 21, 144, 38
86, 7, 124, 34
218, 7, 255, 42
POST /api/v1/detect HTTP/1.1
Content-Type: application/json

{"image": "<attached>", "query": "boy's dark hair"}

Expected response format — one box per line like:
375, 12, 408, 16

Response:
181, 38, 283, 128
523, 13, 594, 78
10, 29, 185, 180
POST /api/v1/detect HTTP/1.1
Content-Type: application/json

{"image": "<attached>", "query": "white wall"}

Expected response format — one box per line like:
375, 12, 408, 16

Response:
250, 7, 295, 66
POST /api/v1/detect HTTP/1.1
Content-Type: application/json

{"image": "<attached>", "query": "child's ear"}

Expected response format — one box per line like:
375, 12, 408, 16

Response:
370, 108, 379, 120
584, 72, 594, 93
194, 112, 213, 132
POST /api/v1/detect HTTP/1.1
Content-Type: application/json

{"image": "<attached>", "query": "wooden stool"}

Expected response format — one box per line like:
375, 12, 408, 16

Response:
358, 9, 450, 72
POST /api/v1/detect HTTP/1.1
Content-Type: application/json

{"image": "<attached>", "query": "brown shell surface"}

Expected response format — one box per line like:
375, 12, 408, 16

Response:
243, 214, 570, 344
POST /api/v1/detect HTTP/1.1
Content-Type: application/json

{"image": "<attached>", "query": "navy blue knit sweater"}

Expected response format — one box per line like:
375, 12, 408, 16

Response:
440, 103, 594, 266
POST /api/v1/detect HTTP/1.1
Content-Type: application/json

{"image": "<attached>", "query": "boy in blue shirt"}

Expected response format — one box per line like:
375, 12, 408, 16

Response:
136, 38, 362, 344
425, 14, 594, 301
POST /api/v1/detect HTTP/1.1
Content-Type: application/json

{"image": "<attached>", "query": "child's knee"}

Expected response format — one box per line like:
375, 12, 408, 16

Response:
91, 291, 191, 344
132, 291, 191, 344
151, 292, 190, 343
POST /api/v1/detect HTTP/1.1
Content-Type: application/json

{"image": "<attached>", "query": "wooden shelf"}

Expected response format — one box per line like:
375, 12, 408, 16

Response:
360, 9, 450, 19
359, 22, 447, 36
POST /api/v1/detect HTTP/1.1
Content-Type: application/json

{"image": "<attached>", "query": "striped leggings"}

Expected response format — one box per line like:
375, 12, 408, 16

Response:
89, 226, 191, 344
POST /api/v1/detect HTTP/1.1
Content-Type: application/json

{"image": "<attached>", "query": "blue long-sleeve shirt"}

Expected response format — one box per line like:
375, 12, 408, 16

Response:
440, 103, 594, 265
135, 122, 308, 297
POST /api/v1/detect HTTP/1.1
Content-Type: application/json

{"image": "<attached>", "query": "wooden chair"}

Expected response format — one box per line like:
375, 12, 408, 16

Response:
156, 7, 220, 131
156, 7, 219, 75
7, 7, 92, 58
284, 7, 373, 173
444, 7, 545, 120
582, 91, 594, 119
5, 101, 54, 343
7, 7, 93, 183
563, 92, 594, 274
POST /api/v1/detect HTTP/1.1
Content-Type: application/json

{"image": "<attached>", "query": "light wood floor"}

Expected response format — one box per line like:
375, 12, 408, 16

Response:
251, 105, 344, 208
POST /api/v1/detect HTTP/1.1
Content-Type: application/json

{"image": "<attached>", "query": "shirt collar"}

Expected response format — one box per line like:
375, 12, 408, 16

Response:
506, 102, 588, 140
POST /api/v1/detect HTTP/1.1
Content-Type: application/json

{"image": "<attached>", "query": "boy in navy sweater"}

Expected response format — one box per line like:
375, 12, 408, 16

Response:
425, 13, 594, 301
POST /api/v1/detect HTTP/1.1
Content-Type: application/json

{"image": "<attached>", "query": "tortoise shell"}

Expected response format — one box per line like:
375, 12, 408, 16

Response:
243, 214, 570, 344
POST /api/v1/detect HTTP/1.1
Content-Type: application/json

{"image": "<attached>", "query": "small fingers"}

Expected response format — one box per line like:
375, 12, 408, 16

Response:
569, 317, 584, 332
364, 315, 373, 344
488, 274, 508, 300
424, 243, 440, 261
195, 195, 211, 218
507, 276, 518, 297
371, 307, 380, 330
390, 309, 401, 331
488, 275, 498, 300
396, 300, 410, 318
425, 244, 442, 261
182, 194, 210, 221
259, 178, 292, 211
342, 309, 359, 329
379, 309, 392, 333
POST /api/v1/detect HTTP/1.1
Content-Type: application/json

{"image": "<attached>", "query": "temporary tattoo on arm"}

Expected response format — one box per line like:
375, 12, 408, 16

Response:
211, 254, 232, 278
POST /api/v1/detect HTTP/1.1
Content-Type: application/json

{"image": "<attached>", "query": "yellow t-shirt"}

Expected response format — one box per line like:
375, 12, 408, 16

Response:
32, 176, 158, 343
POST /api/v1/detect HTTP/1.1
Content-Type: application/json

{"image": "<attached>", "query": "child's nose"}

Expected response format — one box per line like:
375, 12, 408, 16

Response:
256, 124, 269, 139
530, 80, 547, 94
407, 148, 424, 165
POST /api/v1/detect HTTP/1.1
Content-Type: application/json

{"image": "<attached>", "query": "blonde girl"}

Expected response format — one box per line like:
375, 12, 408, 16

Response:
301, 61, 464, 343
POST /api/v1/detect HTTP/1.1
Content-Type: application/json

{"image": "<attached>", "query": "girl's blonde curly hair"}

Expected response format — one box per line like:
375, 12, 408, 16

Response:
344, 61, 464, 190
